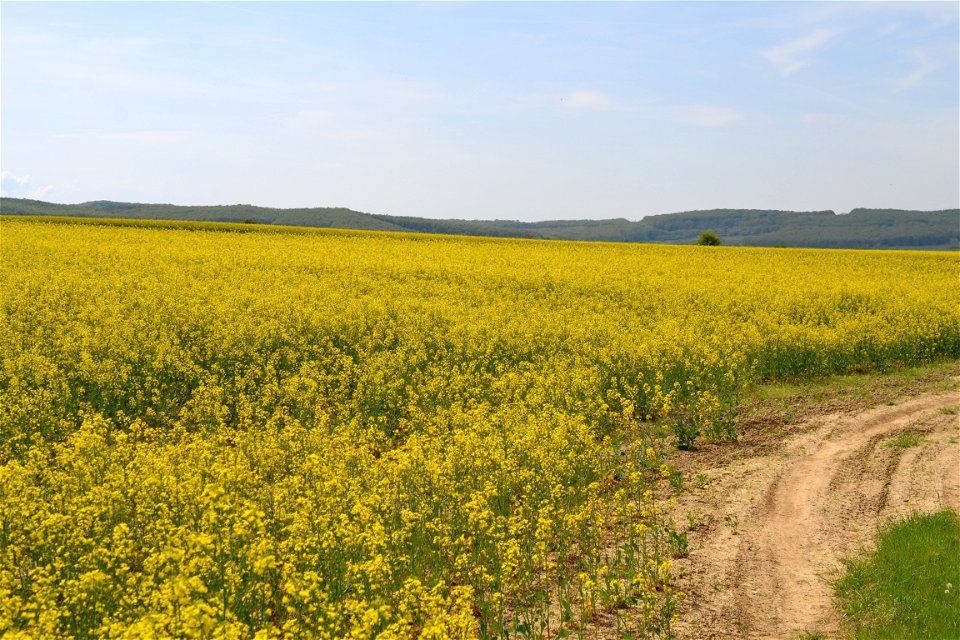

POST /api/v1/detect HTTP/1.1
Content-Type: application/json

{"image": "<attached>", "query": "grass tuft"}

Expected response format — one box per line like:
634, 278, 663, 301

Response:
883, 431, 926, 448
835, 509, 960, 639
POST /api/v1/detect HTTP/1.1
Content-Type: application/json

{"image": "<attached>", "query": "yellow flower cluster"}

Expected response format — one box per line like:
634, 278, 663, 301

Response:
1, 217, 957, 638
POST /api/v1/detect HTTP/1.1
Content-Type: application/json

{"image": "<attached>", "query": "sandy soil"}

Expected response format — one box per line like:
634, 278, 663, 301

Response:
669, 387, 960, 639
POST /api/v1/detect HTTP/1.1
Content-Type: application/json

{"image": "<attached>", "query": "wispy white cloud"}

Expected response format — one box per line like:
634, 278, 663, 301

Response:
79, 36, 164, 59
55, 130, 190, 145
297, 109, 334, 125
761, 28, 843, 76
563, 90, 621, 111
676, 105, 741, 128
2, 30, 56, 46
200, 0, 296, 22
879, 22, 899, 37
1, 170, 31, 186
897, 55, 939, 91
379, 78, 442, 105
1, 171, 55, 199
56, 65, 208, 99
28, 185, 55, 199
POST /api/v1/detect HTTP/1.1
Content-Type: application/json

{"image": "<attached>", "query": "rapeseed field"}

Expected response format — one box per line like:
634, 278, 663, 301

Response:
2, 217, 957, 639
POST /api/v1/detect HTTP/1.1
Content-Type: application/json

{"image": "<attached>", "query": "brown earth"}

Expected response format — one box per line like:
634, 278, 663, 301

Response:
668, 373, 960, 639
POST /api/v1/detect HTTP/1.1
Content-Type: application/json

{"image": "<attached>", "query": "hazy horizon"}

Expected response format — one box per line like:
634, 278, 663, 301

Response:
2, 1, 958, 221
5, 193, 959, 224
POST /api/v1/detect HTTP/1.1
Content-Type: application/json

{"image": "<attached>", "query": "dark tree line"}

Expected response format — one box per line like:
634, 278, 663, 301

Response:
3, 198, 956, 250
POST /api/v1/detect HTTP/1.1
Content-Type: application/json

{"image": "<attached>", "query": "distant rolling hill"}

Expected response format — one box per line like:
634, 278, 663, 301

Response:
0, 198, 407, 232
2, 197, 957, 250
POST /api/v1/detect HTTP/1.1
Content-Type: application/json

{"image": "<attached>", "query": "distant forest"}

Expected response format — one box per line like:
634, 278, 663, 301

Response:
2, 197, 957, 250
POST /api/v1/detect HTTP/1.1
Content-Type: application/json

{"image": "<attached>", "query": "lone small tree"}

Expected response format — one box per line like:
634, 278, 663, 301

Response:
697, 231, 721, 246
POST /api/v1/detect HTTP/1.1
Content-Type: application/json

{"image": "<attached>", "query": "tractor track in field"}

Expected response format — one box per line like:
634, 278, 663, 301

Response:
669, 385, 960, 639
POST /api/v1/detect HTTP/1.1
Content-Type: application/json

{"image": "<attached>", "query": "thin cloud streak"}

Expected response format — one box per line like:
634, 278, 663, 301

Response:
564, 90, 622, 111
54, 130, 191, 145
897, 58, 939, 91
761, 27, 843, 76
676, 106, 741, 128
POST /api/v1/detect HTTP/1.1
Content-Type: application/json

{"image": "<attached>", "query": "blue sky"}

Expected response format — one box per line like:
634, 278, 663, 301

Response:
2, 1, 957, 220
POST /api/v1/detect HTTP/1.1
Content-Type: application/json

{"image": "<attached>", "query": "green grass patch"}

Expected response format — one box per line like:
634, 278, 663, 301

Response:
884, 431, 926, 448
740, 361, 960, 435
751, 361, 959, 404
835, 509, 960, 639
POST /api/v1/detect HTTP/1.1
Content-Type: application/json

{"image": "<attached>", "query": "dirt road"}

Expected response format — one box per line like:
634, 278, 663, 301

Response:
670, 388, 960, 639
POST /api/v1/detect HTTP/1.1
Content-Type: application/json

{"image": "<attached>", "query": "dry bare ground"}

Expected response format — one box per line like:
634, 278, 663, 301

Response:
668, 368, 960, 640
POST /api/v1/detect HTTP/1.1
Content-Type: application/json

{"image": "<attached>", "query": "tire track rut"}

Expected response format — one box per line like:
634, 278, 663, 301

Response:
672, 390, 960, 639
